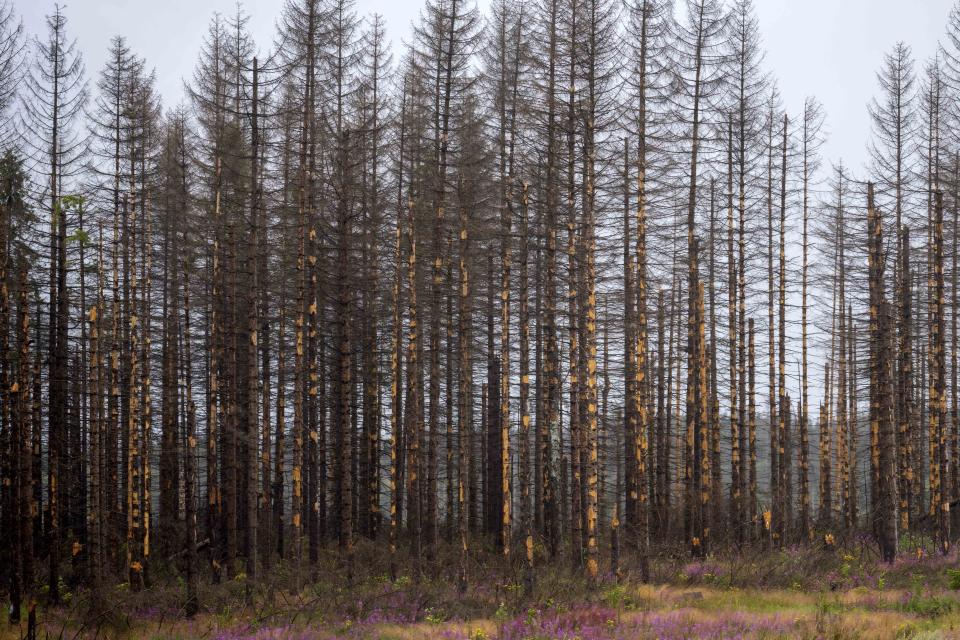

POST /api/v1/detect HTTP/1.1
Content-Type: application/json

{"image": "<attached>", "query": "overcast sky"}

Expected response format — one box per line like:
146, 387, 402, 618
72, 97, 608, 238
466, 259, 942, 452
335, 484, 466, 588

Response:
13, 0, 956, 175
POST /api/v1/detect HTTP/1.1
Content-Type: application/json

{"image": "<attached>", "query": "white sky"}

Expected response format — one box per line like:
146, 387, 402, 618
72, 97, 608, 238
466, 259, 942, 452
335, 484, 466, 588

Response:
12, 0, 956, 174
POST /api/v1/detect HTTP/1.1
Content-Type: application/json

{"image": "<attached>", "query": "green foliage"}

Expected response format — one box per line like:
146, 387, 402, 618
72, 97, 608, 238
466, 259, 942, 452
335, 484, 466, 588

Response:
815, 597, 844, 617
899, 594, 956, 618
602, 584, 628, 609
67, 227, 91, 246
525, 606, 538, 626
0, 149, 37, 258
424, 607, 447, 624
57, 193, 85, 212
38, 577, 73, 604
839, 560, 852, 579
0, 150, 27, 209
946, 568, 960, 590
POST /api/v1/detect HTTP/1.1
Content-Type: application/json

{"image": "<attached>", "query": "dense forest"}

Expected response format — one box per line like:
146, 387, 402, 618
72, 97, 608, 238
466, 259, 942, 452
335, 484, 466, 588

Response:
1, 0, 960, 635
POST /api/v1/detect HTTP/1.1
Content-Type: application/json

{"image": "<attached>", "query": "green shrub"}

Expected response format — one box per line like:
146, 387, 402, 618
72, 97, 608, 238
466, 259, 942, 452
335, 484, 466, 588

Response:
946, 568, 960, 590
900, 594, 956, 618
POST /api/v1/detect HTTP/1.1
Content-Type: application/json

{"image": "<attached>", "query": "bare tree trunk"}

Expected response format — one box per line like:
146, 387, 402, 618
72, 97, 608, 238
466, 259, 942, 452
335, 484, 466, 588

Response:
126, 191, 143, 590
456, 174, 471, 594
635, 135, 651, 579
245, 56, 260, 591
405, 198, 423, 577
518, 182, 534, 593
540, 0, 560, 557
868, 183, 899, 562
765, 109, 778, 546
183, 260, 199, 617
749, 318, 758, 539
777, 114, 788, 542
623, 141, 637, 551
16, 265, 33, 616
848, 318, 859, 529
898, 225, 914, 533
930, 191, 950, 554
87, 231, 104, 609
389, 213, 403, 580
726, 117, 742, 545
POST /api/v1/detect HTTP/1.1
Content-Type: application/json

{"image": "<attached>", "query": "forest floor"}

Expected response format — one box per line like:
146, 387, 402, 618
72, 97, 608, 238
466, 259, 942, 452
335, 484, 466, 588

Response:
6, 538, 960, 639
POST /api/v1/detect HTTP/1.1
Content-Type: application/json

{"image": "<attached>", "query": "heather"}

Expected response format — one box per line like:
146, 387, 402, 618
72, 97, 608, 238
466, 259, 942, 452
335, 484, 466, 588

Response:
6, 541, 960, 639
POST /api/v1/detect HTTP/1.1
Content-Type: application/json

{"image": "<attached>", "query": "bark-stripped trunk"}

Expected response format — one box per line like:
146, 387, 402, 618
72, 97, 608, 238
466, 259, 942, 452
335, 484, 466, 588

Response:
518, 182, 534, 593
292, 149, 306, 581
835, 307, 847, 528
635, 134, 651, 579
726, 117, 742, 545
930, 190, 949, 553
405, 198, 423, 576
868, 183, 899, 562
389, 91, 407, 578
623, 142, 637, 547
707, 184, 720, 540
765, 109, 778, 546
898, 226, 914, 533
683, 2, 708, 557
389, 214, 403, 579
87, 232, 104, 607
140, 196, 153, 587
540, 0, 560, 557
126, 192, 143, 590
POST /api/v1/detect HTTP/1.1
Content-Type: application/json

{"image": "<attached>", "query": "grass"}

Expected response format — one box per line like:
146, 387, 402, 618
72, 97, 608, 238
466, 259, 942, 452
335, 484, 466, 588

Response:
7, 583, 957, 639
5, 540, 960, 639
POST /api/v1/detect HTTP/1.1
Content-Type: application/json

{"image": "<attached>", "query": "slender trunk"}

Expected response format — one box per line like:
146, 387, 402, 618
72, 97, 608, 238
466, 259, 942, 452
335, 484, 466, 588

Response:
405, 198, 423, 576
246, 56, 260, 589
635, 135, 650, 579
930, 190, 949, 553
456, 176, 471, 593
184, 261, 199, 617
765, 109, 778, 546
868, 183, 899, 562
541, 0, 560, 557
727, 116, 742, 545
518, 182, 534, 593
777, 115, 788, 542
800, 116, 811, 540
749, 318, 758, 539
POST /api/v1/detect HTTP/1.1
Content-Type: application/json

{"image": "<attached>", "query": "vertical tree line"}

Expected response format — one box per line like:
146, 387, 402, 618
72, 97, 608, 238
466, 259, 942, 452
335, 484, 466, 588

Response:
4, 0, 960, 619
